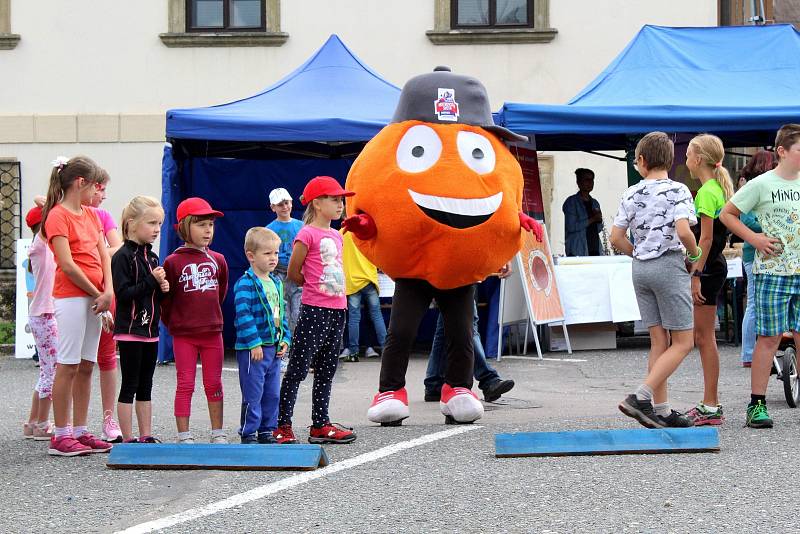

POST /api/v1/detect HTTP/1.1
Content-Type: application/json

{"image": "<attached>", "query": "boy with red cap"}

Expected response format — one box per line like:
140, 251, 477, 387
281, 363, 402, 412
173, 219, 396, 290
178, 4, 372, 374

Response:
161, 197, 229, 444
273, 176, 357, 445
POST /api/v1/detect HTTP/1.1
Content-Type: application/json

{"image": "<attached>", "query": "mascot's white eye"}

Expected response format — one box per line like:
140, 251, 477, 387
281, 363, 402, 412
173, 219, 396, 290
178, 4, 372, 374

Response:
456, 131, 496, 175
396, 125, 442, 173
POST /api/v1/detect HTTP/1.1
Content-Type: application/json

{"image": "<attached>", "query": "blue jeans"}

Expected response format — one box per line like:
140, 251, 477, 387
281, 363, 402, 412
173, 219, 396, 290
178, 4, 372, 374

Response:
424, 300, 500, 393
275, 270, 303, 334
236, 346, 280, 438
741, 261, 756, 363
347, 284, 387, 353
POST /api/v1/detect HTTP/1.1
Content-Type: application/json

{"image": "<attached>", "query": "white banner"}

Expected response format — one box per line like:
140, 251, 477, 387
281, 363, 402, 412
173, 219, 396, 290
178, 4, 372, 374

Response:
15, 238, 36, 359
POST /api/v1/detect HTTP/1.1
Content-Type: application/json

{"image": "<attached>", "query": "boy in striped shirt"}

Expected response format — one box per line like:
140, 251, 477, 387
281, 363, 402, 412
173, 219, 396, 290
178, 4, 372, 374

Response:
233, 227, 291, 444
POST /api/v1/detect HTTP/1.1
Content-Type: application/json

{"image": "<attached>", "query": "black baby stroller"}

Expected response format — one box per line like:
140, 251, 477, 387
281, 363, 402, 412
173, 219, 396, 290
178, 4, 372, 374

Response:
772, 332, 799, 407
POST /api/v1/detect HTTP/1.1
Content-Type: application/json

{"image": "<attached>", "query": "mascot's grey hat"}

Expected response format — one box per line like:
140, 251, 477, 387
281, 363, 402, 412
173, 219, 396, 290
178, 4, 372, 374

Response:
391, 66, 527, 143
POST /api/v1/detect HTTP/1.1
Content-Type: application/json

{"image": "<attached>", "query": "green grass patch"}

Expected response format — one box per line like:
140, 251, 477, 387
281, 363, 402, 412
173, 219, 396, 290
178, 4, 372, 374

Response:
0, 321, 13, 344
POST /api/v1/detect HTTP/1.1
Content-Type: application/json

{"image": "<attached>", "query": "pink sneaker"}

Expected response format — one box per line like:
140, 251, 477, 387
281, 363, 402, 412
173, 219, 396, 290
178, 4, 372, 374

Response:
101, 411, 123, 443
33, 422, 54, 441
76, 433, 114, 453
48, 436, 91, 457
440, 384, 483, 424
23, 422, 35, 439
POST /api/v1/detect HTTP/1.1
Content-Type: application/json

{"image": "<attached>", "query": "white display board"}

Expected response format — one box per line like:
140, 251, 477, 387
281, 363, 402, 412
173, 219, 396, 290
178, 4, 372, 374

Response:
15, 238, 36, 359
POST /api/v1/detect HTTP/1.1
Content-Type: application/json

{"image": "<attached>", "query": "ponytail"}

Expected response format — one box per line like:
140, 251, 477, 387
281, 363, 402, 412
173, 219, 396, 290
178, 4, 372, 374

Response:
40, 155, 100, 238
714, 165, 734, 201
302, 203, 315, 225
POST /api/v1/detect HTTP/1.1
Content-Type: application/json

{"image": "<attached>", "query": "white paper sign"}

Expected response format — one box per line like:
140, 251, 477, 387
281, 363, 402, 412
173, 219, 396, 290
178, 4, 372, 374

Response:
377, 272, 395, 298
15, 238, 37, 359
726, 257, 743, 279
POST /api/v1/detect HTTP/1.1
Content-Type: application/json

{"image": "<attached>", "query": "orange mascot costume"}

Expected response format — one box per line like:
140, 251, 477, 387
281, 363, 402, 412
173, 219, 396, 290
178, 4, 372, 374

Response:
343, 67, 542, 425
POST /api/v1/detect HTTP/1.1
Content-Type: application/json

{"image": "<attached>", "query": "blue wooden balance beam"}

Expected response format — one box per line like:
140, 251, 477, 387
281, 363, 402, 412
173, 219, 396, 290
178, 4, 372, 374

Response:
495, 427, 720, 458
107, 443, 330, 471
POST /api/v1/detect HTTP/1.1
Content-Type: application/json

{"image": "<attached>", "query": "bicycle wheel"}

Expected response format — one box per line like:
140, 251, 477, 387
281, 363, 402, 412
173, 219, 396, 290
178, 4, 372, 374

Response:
782, 346, 799, 408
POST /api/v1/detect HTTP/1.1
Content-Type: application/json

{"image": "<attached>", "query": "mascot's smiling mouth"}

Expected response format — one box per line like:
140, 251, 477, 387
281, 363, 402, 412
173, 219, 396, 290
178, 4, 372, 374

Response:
408, 189, 503, 229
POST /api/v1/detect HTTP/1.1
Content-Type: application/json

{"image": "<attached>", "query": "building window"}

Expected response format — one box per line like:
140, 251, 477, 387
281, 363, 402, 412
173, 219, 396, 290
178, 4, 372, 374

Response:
0, 0, 21, 50
452, 0, 533, 29
160, 0, 287, 47
187, 0, 266, 32
428, 0, 556, 45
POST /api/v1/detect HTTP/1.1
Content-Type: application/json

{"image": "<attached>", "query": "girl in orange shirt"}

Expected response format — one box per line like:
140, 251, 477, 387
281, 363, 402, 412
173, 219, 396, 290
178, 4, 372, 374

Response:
41, 155, 114, 457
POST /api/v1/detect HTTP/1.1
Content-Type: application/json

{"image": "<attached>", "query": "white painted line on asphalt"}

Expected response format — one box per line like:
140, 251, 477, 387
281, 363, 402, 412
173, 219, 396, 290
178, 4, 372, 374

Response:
115, 425, 480, 534
501, 355, 587, 362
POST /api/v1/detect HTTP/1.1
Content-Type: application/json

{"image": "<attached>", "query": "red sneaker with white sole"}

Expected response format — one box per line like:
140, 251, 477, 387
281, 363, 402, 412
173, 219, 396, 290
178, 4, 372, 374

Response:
273, 424, 298, 444
440, 384, 483, 424
308, 423, 356, 444
76, 433, 113, 453
367, 388, 410, 426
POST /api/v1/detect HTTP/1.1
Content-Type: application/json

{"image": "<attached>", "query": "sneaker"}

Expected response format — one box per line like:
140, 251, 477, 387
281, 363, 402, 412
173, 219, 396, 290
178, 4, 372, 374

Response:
308, 423, 356, 444
273, 424, 298, 444
365, 347, 380, 358
367, 388, 410, 425
618, 394, 665, 429
23, 422, 35, 440
211, 432, 228, 444
177, 434, 195, 444
101, 410, 123, 443
482, 379, 515, 403
440, 384, 483, 424
76, 433, 114, 453
658, 410, 694, 428
686, 403, 725, 426
138, 436, 161, 444
258, 432, 278, 444
123, 438, 140, 444
339, 348, 352, 360
48, 436, 92, 457
33, 422, 55, 441
241, 434, 258, 444
746, 400, 773, 428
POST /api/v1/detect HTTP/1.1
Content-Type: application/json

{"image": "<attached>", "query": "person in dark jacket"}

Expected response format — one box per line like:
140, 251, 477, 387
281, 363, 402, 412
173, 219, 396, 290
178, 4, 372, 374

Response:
234, 227, 291, 444
161, 197, 229, 444
111, 196, 168, 443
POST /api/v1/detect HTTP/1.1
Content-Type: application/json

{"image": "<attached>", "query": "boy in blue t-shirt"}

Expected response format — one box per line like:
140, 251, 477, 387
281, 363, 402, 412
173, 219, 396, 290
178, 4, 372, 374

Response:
266, 188, 304, 342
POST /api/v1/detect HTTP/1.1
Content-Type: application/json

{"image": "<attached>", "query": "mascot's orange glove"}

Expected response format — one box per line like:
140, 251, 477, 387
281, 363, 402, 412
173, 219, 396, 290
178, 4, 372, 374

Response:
519, 212, 543, 243
342, 213, 377, 240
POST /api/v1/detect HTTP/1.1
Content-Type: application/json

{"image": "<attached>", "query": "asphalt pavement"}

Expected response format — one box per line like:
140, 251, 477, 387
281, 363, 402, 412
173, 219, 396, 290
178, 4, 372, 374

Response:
2, 340, 796, 533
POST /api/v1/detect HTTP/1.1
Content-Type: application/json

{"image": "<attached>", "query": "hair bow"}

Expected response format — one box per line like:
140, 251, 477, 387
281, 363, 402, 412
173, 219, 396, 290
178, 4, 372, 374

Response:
50, 156, 69, 171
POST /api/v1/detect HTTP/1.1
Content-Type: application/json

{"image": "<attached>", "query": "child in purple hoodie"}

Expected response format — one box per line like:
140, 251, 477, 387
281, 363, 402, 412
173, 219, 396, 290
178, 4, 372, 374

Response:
161, 198, 228, 444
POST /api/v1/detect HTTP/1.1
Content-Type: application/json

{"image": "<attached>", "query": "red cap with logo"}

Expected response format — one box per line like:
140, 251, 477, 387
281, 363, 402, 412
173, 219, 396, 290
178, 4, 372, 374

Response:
299, 176, 354, 206
176, 197, 224, 223
25, 206, 43, 229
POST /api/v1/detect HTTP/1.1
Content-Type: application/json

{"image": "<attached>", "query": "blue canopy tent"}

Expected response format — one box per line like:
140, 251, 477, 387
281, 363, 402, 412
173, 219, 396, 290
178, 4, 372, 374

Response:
496, 24, 800, 152
159, 34, 401, 350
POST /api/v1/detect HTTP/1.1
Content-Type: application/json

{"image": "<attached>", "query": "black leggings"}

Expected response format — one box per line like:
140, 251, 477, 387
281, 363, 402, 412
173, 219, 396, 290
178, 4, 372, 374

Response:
380, 279, 475, 392
118, 341, 158, 403
278, 304, 346, 427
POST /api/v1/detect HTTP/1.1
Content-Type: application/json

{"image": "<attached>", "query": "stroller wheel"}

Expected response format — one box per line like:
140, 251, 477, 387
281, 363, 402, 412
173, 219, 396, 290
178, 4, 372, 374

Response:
782, 346, 799, 408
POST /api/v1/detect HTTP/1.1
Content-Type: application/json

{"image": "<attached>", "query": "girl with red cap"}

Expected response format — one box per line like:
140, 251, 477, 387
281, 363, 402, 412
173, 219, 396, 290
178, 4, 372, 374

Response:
22, 205, 58, 442
161, 197, 229, 444
273, 176, 357, 445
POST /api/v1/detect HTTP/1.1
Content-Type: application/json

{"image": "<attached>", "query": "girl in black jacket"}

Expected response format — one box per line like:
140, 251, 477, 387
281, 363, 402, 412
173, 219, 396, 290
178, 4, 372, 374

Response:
111, 196, 168, 443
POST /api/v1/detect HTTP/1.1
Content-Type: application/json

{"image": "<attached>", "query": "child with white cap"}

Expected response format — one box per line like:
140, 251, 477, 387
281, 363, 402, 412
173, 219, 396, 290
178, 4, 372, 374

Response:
266, 188, 304, 374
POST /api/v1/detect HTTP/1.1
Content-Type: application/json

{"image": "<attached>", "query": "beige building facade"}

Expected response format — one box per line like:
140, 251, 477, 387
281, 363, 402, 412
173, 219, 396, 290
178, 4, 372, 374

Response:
1, 0, 718, 256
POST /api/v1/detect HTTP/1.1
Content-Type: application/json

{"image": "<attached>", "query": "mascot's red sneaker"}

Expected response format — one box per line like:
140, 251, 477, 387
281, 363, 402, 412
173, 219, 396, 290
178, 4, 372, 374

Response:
367, 388, 410, 426
440, 384, 484, 424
